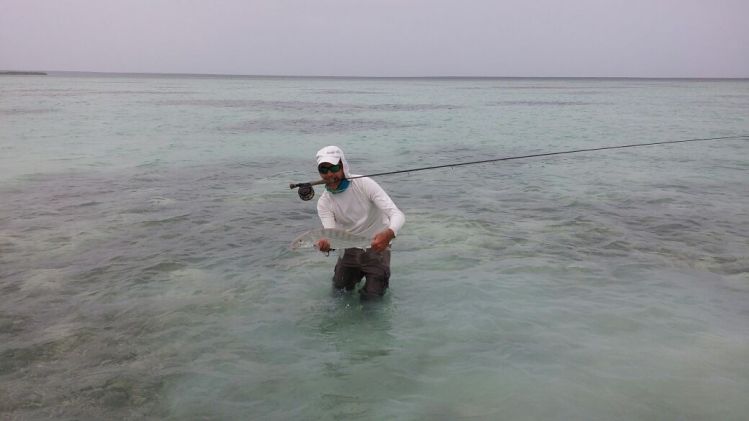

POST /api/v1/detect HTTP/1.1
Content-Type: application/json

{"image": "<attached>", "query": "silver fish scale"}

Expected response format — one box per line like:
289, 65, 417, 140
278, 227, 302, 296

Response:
290, 228, 370, 250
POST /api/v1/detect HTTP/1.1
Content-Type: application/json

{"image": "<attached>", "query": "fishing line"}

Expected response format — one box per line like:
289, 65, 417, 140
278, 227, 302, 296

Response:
289, 135, 748, 201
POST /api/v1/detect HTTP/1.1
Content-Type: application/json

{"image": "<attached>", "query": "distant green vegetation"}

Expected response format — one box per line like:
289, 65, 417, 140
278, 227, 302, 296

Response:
0, 71, 47, 75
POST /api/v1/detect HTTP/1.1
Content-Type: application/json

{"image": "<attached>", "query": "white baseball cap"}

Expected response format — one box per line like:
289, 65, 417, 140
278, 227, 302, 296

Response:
316, 145, 344, 166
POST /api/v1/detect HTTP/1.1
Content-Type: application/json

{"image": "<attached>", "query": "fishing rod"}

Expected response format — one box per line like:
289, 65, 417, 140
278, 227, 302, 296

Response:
289, 135, 748, 201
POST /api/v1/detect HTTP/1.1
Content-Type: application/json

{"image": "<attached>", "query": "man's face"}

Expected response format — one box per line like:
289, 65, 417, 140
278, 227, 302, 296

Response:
318, 162, 344, 187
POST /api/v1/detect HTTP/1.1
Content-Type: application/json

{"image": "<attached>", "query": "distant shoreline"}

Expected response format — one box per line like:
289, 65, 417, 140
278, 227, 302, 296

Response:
0, 71, 47, 76
2, 70, 747, 81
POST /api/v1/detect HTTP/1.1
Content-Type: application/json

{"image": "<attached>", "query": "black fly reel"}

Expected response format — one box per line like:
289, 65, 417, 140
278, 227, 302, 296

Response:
290, 182, 320, 201
296, 183, 315, 201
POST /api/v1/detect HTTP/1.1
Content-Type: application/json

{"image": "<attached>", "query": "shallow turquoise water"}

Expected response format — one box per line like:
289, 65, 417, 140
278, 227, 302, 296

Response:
1, 75, 749, 419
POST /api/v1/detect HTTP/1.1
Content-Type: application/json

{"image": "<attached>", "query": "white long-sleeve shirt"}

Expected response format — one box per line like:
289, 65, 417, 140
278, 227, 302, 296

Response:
316, 175, 405, 239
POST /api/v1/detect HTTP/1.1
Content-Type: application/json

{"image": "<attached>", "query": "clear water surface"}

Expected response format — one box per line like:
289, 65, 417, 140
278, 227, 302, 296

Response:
1, 74, 748, 419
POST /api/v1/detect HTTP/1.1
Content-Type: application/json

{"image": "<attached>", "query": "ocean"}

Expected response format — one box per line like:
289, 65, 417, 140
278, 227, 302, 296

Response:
1, 74, 748, 420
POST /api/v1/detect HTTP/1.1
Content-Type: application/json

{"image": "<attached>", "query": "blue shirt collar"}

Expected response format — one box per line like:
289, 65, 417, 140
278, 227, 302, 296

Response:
326, 178, 350, 194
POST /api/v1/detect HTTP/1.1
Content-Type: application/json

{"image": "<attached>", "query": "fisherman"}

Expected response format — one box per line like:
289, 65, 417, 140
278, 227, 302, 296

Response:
314, 146, 405, 298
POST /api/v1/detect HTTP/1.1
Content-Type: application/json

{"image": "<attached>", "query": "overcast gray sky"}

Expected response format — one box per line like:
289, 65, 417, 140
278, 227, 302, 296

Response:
1, 0, 748, 77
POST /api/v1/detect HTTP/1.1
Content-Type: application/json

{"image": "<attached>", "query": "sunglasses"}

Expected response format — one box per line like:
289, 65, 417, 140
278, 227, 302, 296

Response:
318, 164, 342, 174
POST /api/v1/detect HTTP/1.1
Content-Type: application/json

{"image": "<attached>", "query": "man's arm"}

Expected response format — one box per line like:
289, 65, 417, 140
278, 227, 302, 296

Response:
316, 197, 336, 253
363, 178, 405, 251
364, 178, 405, 235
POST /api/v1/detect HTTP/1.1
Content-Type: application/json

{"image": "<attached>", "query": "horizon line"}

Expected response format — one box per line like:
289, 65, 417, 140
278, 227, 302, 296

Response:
2, 69, 749, 80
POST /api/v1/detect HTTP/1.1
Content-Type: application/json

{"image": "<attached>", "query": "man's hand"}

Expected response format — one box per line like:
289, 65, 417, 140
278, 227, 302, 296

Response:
370, 229, 395, 252
316, 238, 331, 253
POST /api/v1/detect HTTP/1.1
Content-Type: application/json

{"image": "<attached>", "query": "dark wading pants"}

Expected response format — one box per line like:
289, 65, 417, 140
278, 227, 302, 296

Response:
332, 248, 391, 298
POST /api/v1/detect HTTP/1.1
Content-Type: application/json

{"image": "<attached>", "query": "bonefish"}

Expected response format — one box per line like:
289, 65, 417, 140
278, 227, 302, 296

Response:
290, 228, 370, 251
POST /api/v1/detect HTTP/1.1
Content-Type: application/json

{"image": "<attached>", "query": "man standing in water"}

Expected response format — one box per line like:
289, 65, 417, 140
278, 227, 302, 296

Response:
314, 146, 405, 299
